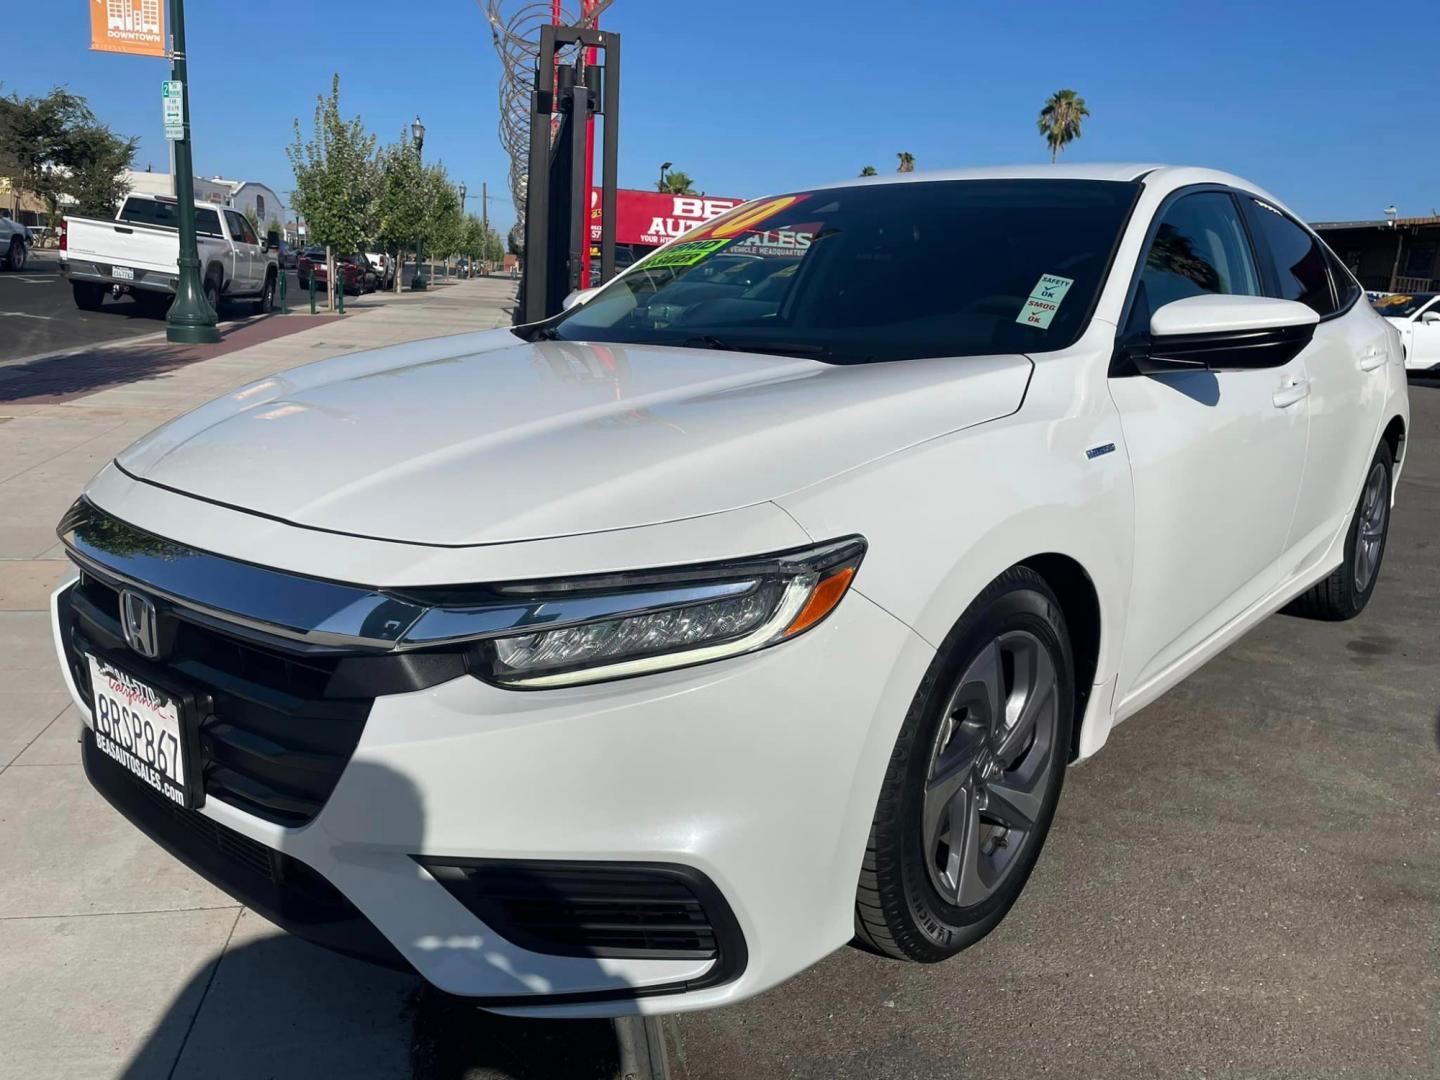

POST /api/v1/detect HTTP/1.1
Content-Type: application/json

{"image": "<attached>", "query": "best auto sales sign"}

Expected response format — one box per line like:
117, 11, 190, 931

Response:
592, 190, 746, 248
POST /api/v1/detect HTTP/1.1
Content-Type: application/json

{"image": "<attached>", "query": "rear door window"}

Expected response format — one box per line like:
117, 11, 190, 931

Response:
1242, 198, 1338, 317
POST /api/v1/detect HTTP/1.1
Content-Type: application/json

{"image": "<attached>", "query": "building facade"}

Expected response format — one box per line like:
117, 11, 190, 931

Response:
1312, 216, 1440, 293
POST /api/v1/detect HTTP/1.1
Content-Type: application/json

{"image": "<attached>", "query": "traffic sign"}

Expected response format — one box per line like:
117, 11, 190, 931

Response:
162, 80, 184, 140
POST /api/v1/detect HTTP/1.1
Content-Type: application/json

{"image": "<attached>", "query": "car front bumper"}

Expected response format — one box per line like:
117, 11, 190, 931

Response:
50, 496, 932, 1017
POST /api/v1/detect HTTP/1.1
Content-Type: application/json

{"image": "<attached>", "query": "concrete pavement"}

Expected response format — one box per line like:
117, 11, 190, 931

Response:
0, 277, 515, 1080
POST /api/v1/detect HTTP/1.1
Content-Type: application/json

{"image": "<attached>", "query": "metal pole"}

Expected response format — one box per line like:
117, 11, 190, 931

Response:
482, 181, 488, 275
599, 33, 619, 286
411, 125, 426, 291
165, 0, 219, 344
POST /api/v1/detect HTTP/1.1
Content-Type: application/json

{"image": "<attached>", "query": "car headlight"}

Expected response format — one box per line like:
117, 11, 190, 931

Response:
473, 537, 866, 688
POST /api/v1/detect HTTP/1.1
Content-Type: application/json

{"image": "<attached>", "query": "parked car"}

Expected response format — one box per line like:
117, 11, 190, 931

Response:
60, 194, 279, 315
364, 250, 394, 288
0, 216, 30, 271
297, 249, 377, 295
49, 165, 1408, 1016
275, 241, 298, 270
1372, 291, 1440, 371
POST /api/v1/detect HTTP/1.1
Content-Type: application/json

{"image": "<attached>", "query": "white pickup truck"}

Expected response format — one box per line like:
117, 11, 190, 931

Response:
62, 194, 279, 316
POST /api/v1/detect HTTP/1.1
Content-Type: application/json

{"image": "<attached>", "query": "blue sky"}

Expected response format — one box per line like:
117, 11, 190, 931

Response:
8, 1, 1434, 232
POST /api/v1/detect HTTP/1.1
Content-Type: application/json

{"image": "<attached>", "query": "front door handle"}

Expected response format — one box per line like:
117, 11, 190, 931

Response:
1359, 347, 1387, 372
1272, 377, 1310, 408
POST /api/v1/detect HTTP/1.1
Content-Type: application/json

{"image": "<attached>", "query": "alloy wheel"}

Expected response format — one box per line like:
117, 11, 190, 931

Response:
922, 630, 1059, 907
1354, 461, 1388, 594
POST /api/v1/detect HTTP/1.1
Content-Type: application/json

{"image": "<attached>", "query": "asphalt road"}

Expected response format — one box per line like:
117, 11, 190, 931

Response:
660, 378, 1440, 1080
0, 253, 422, 364
0, 251, 166, 363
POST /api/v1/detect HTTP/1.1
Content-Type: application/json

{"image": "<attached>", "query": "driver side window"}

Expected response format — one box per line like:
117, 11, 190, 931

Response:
1129, 192, 1261, 333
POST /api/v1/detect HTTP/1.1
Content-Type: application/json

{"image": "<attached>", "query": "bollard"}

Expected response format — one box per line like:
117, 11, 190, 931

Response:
336, 278, 345, 314
278, 270, 288, 315
309, 269, 317, 315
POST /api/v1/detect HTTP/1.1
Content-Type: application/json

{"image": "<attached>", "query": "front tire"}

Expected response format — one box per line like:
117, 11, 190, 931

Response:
1285, 441, 1393, 621
254, 272, 276, 315
856, 566, 1074, 962
203, 277, 221, 319
4, 238, 26, 271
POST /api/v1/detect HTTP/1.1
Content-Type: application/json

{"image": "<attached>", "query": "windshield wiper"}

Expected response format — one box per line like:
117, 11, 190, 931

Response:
531, 326, 561, 341
682, 335, 825, 359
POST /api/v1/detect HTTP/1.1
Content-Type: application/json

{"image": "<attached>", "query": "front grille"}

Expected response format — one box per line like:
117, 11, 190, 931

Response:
62, 574, 371, 827
414, 858, 745, 969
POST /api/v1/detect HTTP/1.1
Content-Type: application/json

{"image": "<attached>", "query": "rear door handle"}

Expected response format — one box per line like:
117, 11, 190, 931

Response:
1272, 377, 1310, 408
1359, 347, 1387, 372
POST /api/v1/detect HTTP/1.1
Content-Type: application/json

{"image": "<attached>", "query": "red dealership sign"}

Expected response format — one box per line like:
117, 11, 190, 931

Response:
591, 189, 746, 248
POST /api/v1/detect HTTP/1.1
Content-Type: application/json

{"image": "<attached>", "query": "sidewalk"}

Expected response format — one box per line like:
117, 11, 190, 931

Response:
0, 278, 516, 1080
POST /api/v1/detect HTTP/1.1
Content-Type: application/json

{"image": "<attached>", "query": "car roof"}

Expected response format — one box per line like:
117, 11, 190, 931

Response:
822, 163, 1270, 195
818, 163, 1292, 220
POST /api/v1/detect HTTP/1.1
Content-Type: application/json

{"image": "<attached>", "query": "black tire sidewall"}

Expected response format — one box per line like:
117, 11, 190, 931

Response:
7, 239, 25, 271
204, 279, 220, 316
895, 580, 1074, 958
1342, 441, 1394, 616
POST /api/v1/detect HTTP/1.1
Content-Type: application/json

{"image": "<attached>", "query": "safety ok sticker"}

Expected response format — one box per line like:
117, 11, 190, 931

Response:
1016, 273, 1075, 330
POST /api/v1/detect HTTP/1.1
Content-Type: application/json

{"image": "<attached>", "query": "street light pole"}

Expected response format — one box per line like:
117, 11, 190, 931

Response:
165, 0, 219, 344
410, 115, 426, 291
659, 161, 671, 191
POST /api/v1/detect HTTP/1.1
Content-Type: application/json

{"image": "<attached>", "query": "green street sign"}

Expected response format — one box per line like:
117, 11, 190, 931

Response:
162, 80, 184, 141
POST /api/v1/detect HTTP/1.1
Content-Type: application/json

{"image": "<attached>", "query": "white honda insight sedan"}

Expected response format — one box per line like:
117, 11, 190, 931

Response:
51, 165, 1408, 1016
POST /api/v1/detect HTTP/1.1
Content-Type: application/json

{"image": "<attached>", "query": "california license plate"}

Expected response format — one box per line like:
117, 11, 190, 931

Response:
87, 655, 194, 807
112, 265, 134, 280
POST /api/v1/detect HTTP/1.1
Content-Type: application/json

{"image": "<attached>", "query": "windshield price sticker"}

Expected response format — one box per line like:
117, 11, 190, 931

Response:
1016, 273, 1075, 329
647, 238, 731, 269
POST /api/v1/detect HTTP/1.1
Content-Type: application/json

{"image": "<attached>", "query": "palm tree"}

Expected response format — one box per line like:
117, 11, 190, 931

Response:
656, 169, 696, 194
859, 165, 877, 177
1037, 89, 1090, 163
896, 152, 915, 173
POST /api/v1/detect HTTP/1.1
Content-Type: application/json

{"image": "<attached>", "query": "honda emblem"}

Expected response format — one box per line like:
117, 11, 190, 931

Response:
119, 589, 160, 659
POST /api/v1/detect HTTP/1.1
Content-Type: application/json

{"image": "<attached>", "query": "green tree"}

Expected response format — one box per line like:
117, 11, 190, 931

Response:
243, 206, 258, 232
375, 131, 426, 292
1037, 88, 1090, 163
286, 75, 377, 306
0, 88, 137, 218
896, 152, 915, 173
420, 162, 462, 269
859, 165, 877, 177
266, 216, 282, 239
656, 169, 695, 194
460, 214, 504, 274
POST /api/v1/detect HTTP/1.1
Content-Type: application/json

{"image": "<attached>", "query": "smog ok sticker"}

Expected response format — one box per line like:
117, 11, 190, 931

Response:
1016, 273, 1075, 330
646, 238, 731, 269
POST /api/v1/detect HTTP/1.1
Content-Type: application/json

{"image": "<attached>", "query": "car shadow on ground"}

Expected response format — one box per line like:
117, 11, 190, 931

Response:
113, 759, 632, 1079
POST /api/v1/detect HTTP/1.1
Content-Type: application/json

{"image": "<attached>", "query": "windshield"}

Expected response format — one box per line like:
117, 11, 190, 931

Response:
535, 179, 1139, 364
1371, 293, 1437, 318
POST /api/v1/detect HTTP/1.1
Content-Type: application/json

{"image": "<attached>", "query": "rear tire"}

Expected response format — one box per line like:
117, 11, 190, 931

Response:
855, 566, 1074, 962
1284, 440, 1393, 621
72, 281, 105, 311
4, 238, 26, 271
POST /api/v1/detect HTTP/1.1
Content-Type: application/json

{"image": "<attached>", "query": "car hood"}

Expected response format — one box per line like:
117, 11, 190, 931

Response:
116, 330, 1032, 545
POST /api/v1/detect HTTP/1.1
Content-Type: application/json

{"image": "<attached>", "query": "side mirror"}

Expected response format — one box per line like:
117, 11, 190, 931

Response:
1421, 310, 1440, 325
1124, 294, 1319, 375
561, 286, 600, 311
265, 230, 281, 252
